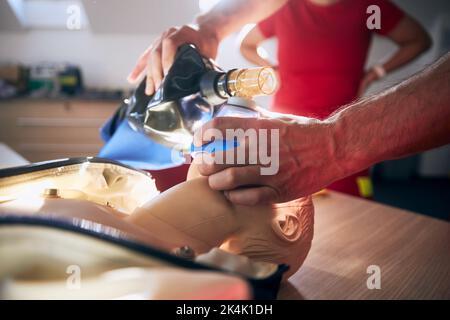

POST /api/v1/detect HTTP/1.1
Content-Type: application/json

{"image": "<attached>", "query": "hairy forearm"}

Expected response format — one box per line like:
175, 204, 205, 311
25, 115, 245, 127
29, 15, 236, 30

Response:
330, 53, 450, 176
193, 54, 448, 202
196, 0, 288, 42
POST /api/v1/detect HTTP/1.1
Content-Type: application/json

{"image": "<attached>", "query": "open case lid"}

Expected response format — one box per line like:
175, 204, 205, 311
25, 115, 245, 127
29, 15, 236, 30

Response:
0, 158, 288, 299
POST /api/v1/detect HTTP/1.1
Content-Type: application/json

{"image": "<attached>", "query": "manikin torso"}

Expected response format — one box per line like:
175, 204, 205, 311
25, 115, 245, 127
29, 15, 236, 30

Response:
0, 164, 314, 278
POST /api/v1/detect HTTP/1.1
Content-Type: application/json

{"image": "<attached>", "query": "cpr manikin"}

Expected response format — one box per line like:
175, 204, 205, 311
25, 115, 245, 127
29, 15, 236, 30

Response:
0, 161, 314, 279
127, 165, 313, 278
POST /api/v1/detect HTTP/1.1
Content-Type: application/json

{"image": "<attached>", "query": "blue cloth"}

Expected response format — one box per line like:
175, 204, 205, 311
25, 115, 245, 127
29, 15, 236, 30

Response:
190, 138, 239, 154
98, 118, 185, 170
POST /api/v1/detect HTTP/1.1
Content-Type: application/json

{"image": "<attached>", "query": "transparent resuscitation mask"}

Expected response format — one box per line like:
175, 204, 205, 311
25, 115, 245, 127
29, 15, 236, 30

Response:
142, 66, 277, 153
125, 44, 278, 153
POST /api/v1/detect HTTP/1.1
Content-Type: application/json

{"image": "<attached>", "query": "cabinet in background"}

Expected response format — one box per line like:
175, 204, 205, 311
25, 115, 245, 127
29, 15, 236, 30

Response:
0, 99, 119, 162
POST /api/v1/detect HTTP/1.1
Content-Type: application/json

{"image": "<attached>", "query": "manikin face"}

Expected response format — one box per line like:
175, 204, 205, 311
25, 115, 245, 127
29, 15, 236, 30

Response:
129, 173, 314, 279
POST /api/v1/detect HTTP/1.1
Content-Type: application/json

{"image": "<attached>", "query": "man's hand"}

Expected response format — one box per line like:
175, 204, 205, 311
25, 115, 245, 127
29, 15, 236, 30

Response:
195, 53, 449, 206
192, 113, 346, 205
127, 25, 219, 95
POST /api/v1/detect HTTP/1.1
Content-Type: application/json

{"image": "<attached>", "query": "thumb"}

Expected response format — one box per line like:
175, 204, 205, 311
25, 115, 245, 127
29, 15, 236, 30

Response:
225, 186, 279, 206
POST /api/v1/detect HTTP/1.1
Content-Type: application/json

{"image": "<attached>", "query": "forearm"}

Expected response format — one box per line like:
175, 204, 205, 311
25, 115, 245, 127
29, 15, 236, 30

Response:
241, 45, 273, 66
196, 0, 287, 42
381, 16, 432, 74
382, 40, 431, 73
330, 53, 450, 176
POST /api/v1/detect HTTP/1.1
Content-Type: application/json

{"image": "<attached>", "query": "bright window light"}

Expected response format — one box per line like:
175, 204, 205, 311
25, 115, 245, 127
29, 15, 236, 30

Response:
8, 0, 89, 30
199, 0, 222, 13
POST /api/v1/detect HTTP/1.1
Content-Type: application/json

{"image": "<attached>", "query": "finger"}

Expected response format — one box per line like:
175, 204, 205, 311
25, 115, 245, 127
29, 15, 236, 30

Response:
161, 35, 179, 76
150, 44, 164, 90
162, 25, 197, 75
194, 152, 238, 176
150, 28, 177, 89
143, 36, 164, 95
145, 71, 155, 96
194, 117, 261, 146
224, 186, 279, 206
194, 144, 254, 176
127, 47, 151, 83
208, 166, 264, 190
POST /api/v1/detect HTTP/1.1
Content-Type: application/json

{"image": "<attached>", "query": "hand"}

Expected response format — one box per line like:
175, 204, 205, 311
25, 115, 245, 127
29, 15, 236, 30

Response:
357, 69, 379, 97
127, 24, 220, 95
192, 113, 347, 205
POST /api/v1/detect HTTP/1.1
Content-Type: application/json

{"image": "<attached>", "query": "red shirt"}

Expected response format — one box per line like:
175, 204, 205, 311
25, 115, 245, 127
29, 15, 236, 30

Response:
258, 0, 404, 119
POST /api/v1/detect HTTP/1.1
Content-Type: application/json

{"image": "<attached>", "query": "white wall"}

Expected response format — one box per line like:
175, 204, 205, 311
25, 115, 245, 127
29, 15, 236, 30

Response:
0, 0, 199, 90
0, 27, 276, 107
0, 28, 274, 94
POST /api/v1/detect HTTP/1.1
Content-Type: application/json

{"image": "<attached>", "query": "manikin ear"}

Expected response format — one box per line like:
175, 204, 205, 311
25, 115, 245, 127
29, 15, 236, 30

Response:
271, 211, 302, 243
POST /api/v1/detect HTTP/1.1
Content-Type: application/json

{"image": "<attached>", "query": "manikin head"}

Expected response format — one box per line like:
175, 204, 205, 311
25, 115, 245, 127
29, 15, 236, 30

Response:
130, 172, 314, 278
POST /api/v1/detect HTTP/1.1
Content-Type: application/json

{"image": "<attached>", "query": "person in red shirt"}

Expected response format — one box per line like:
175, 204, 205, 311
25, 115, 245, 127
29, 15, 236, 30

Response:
240, 0, 431, 198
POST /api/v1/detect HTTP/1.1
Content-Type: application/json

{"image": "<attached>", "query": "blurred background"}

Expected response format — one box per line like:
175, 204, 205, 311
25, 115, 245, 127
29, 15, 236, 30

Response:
0, 0, 449, 219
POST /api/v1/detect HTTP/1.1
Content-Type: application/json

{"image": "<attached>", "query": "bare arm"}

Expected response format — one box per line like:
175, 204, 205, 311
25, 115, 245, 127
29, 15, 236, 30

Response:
196, 0, 287, 44
127, 0, 288, 95
240, 25, 274, 67
358, 15, 432, 96
193, 53, 450, 205
382, 16, 432, 73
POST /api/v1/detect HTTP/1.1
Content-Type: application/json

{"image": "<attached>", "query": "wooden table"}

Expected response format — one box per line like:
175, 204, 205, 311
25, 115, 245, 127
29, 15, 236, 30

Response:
278, 192, 450, 299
